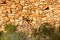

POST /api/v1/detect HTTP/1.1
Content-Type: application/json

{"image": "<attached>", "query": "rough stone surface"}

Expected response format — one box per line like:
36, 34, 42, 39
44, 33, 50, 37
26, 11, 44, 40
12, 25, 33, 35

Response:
0, 0, 60, 31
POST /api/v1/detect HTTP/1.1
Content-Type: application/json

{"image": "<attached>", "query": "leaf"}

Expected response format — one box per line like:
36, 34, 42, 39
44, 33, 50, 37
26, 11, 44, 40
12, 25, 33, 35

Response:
5, 24, 17, 33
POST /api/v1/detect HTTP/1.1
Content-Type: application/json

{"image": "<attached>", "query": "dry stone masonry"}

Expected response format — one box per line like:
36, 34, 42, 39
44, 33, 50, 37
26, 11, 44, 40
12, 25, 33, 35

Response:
0, 0, 60, 31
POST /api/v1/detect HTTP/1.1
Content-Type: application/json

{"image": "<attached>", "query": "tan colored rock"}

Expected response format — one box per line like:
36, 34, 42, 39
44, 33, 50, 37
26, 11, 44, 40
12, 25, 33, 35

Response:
16, 4, 23, 10
3, 17, 9, 22
15, 13, 20, 19
0, 0, 60, 31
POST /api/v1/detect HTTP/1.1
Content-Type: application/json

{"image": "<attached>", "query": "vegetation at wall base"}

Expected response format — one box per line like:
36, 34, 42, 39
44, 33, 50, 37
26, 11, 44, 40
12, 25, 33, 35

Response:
5, 24, 17, 33
0, 23, 60, 40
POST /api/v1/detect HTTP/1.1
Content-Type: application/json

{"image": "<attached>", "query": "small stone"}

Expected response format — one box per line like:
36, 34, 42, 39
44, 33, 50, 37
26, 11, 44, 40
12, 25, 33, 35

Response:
3, 17, 9, 22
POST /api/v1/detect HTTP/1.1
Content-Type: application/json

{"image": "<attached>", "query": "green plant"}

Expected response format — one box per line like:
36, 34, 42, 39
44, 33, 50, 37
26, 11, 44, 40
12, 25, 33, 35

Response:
38, 23, 60, 40
0, 24, 27, 40
38, 23, 54, 35
5, 24, 17, 33
31, 23, 55, 40
57, 26, 60, 33
31, 28, 50, 40
1, 32, 26, 40
1, 32, 27, 40
0, 31, 4, 40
